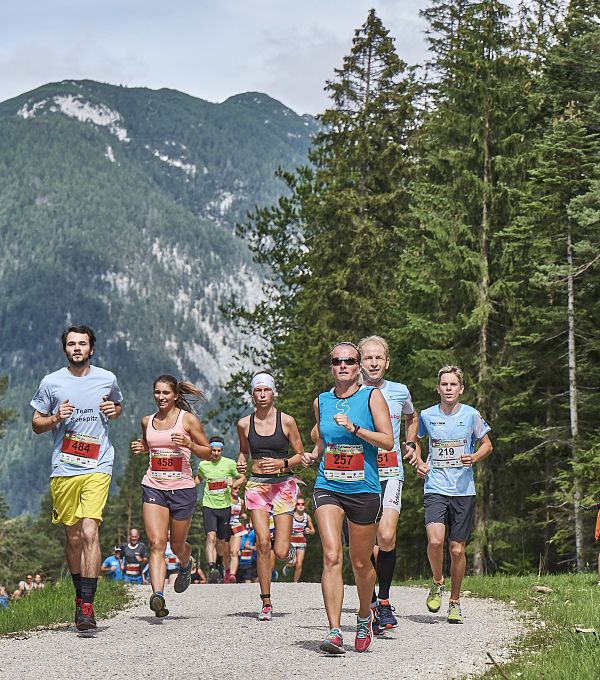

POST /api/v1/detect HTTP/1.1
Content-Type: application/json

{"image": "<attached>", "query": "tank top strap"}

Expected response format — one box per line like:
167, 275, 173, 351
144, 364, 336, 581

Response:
250, 412, 256, 435
275, 409, 283, 435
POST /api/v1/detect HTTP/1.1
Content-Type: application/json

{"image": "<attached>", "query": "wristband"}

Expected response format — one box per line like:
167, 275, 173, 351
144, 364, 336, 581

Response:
406, 441, 416, 450
352, 423, 360, 435
283, 458, 289, 470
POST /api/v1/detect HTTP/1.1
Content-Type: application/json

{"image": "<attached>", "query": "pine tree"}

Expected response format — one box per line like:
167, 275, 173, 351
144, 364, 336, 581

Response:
501, 0, 600, 571
233, 9, 418, 437
405, 0, 536, 573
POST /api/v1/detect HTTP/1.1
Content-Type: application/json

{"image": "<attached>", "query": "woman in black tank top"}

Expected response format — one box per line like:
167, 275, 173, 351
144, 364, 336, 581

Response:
236, 372, 306, 621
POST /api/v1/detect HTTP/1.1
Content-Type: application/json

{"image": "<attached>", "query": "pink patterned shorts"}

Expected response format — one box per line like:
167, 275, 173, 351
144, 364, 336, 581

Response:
244, 477, 299, 516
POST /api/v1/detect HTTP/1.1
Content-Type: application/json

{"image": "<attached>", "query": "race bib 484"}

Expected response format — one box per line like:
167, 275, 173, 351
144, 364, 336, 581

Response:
60, 432, 101, 469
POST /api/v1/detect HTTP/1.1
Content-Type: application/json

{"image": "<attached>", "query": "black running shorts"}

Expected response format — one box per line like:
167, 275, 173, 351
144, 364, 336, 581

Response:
312, 488, 382, 525
203, 506, 232, 540
424, 493, 476, 543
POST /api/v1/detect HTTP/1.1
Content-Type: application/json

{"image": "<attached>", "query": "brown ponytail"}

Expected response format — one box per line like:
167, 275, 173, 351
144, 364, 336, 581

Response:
153, 374, 204, 412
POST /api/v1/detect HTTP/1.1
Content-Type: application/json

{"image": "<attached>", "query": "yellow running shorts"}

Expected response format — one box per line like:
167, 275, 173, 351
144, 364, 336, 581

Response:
50, 473, 111, 526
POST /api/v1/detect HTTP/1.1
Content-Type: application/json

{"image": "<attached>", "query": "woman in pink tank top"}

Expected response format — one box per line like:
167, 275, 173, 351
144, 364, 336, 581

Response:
131, 374, 211, 618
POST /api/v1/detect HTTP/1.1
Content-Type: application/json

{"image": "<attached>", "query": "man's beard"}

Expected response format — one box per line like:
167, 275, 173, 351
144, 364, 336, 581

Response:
68, 352, 91, 367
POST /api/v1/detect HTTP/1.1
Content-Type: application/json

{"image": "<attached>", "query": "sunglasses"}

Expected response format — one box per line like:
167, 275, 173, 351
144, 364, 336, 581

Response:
331, 357, 359, 366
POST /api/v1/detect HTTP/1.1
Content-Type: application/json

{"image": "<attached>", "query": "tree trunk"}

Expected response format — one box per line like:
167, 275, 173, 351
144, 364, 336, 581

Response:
567, 228, 584, 571
472, 110, 492, 576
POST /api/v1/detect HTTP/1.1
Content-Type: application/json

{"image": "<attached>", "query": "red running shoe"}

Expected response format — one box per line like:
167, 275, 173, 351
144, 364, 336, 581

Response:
76, 603, 97, 631
354, 613, 374, 653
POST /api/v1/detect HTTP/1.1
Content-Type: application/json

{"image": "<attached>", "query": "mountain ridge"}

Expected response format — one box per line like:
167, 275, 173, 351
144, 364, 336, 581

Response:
0, 79, 317, 515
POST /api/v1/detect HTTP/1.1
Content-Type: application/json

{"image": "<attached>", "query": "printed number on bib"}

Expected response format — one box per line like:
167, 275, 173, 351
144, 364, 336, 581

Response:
241, 548, 253, 560
150, 450, 183, 480
231, 523, 246, 535
431, 439, 466, 468
377, 449, 400, 479
60, 432, 101, 469
207, 478, 229, 495
324, 444, 365, 482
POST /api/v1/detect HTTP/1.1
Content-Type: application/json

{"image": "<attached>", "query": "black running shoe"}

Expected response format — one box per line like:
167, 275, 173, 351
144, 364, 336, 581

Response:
149, 592, 169, 618
76, 603, 97, 631
174, 558, 193, 593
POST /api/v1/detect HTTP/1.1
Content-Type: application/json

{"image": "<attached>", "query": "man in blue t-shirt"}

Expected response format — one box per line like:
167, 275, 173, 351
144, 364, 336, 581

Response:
31, 325, 123, 632
411, 365, 492, 624
359, 335, 419, 632
101, 547, 123, 580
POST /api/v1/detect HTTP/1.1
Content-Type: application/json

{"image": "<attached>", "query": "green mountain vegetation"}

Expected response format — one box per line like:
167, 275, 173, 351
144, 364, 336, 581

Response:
0, 79, 318, 515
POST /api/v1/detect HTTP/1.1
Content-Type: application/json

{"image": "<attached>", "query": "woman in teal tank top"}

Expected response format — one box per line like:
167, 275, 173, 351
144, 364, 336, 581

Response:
302, 342, 392, 655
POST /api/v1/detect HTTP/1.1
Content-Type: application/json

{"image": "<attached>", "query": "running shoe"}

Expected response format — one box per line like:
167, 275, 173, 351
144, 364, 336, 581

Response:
426, 581, 444, 613
149, 592, 169, 618
447, 600, 463, 624
207, 566, 220, 584
74, 597, 82, 627
226, 573, 237, 584
174, 558, 193, 593
258, 604, 273, 621
319, 628, 345, 654
354, 613, 374, 652
371, 606, 384, 636
76, 603, 97, 631
287, 545, 296, 565
271, 569, 279, 582
282, 564, 290, 578
376, 599, 398, 629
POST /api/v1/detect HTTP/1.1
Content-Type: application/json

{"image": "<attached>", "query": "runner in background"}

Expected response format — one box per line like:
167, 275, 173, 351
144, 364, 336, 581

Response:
195, 436, 245, 584
237, 372, 305, 620
359, 335, 419, 632
100, 546, 123, 581
120, 528, 148, 584
238, 522, 258, 583
31, 324, 123, 632
131, 374, 211, 617
164, 533, 180, 585
303, 341, 392, 654
228, 487, 247, 583
284, 497, 316, 582
409, 365, 492, 624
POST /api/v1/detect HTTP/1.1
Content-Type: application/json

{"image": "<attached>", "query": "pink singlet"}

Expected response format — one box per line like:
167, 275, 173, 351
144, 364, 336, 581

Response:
141, 409, 195, 490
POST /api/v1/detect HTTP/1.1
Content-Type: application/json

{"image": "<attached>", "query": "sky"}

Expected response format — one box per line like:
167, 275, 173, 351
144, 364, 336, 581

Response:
0, 0, 431, 115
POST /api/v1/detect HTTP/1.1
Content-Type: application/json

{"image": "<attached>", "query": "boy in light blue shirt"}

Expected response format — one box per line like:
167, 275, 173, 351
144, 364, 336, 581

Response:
410, 365, 492, 624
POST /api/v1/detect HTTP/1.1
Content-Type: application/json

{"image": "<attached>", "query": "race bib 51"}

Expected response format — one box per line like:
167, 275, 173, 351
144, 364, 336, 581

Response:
377, 449, 400, 479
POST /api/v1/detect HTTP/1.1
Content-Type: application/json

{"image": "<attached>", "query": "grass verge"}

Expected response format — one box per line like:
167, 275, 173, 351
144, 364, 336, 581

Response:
458, 573, 600, 680
0, 578, 131, 636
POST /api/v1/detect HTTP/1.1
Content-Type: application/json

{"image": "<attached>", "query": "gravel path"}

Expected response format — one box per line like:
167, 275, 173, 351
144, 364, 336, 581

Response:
0, 583, 523, 679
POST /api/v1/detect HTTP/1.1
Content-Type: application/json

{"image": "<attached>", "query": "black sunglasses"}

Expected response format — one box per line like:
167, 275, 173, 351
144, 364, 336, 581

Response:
331, 357, 359, 366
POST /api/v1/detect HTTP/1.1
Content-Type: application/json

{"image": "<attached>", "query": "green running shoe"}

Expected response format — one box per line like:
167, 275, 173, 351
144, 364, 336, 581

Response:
447, 600, 463, 624
426, 581, 444, 612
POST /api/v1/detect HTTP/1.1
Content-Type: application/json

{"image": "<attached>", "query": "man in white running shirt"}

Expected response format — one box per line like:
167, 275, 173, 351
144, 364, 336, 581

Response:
359, 335, 419, 632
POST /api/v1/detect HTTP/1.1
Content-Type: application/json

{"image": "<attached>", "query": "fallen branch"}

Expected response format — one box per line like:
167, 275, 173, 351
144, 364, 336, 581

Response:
486, 652, 510, 680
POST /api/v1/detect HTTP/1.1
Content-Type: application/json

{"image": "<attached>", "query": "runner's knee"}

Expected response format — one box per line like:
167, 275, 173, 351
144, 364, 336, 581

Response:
450, 542, 465, 559
255, 537, 271, 555
150, 537, 167, 553
377, 531, 396, 551
323, 548, 343, 570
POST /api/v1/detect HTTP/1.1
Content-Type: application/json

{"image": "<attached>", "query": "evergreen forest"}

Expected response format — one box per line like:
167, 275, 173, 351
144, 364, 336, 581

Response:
225, 1, 600, 580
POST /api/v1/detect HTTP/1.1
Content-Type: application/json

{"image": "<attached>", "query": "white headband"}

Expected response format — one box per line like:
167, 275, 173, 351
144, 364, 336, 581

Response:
251, 373, 276, 394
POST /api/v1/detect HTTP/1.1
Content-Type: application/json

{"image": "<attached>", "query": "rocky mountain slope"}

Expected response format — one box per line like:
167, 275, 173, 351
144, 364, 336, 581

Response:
0, 80, 317, 514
